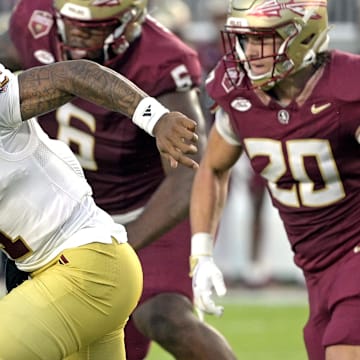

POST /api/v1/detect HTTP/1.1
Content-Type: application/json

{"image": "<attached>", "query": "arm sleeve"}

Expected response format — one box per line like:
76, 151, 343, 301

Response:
214, 107, 241, 146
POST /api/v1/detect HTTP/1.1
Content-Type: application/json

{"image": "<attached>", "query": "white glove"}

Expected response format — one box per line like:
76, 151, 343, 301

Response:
190, 233, 227, 321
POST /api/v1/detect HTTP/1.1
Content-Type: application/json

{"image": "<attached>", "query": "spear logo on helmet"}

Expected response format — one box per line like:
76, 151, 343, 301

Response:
249, 0, 326, 19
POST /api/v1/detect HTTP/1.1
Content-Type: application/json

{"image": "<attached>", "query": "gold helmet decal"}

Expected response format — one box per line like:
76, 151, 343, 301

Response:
247, 0, 326, 18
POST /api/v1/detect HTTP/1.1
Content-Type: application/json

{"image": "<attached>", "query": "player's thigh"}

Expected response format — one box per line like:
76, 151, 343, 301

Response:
133, 292, 193, 332
65, 323, 126, 360
137, 219, 192, 302
0, 271, 82, 360
326, 345, 360, 360
324, 296, 360, 352
0, 242, 142, 360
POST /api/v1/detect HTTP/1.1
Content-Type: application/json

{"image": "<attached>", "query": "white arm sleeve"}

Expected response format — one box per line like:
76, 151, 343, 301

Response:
214, 107, 241, 146
0, 63, 22, 128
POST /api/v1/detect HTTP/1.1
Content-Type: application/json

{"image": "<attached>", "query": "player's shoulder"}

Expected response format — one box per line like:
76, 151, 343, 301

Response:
124, 16, 202, 93
142, 16, 199, 60
10, 0, 55, 40
0, 63, 16, 93
330, 49, 360, 68
205, 58, 249, 103
0, 65, 21, 129
11, 0, 53, 18
325, 49, 360, 102
10, 0, 57, 68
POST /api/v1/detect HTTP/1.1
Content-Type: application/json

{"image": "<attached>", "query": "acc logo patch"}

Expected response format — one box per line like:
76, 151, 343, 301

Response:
231, 97, 252, 112
28, 10, 54, 39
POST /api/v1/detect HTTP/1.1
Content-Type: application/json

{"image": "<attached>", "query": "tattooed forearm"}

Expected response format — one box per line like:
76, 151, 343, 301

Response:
19, 65, 74, 120
18, 59, 147, 121
64, 60, 147, 117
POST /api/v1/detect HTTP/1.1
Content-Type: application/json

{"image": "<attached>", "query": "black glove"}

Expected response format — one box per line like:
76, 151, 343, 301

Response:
5, 258, 29, 293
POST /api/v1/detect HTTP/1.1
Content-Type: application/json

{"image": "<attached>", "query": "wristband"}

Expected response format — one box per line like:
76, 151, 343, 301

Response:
132, 97, 169, 136
191, 233, 214, 256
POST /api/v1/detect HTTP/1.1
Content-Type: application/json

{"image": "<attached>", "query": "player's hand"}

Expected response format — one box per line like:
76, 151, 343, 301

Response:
153, 112, 199, 169
190, 255, 227, 321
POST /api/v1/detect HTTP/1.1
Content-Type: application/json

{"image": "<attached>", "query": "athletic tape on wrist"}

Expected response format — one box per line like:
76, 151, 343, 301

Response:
191, 233, 214, 256
132, 97, 169, 136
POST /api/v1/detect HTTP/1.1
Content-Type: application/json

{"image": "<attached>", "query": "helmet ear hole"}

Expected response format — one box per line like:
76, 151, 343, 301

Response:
301, 33, 316, 45
125, 22, 142, 42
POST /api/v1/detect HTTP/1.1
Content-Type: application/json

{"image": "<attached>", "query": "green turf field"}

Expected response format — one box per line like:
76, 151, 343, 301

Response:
145, 300, 308, 360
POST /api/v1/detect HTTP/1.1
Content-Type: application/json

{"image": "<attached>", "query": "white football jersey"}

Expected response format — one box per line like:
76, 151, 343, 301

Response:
0, 64, 127, 272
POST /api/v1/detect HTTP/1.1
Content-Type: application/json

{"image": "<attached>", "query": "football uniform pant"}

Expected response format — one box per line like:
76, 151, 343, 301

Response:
304, 245, 360, 360
125, 219, 192, 359
0, 240, 143, 360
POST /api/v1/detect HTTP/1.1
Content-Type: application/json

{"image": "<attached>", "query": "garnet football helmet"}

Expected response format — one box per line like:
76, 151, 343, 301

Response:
222, 0, 329, 89
53, 0, 147, 63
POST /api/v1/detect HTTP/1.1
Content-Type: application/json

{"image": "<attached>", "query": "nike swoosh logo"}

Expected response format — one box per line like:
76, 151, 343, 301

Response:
311, 103, 331, 114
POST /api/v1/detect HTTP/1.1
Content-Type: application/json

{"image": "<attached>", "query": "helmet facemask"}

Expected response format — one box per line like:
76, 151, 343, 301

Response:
53, 0, 147, 64
222, 0, 329, 90
222, 25, 294, 90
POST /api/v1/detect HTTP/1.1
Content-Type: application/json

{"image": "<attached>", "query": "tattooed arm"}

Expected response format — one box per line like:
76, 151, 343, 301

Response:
18, 59, 148, 120
17, 59, 199, 169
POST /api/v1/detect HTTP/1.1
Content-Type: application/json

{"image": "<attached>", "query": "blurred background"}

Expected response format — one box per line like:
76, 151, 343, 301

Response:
0, 1, 359, 358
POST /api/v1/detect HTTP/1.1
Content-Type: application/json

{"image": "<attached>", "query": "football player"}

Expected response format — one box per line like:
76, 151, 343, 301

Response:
0, 1, 237, 359
190, 1, 360, 360
0, 58, 198, 359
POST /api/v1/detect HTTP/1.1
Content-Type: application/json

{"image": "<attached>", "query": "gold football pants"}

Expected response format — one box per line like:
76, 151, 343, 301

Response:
0, 241, 143, 360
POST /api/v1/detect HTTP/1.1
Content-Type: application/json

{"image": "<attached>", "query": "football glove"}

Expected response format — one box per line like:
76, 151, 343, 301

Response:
190, 233, 226, 321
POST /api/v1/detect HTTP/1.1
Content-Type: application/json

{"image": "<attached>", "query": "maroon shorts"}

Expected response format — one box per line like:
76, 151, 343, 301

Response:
136, 218, 192, 302
304, 246, 360, 360
125, 219, 192, 359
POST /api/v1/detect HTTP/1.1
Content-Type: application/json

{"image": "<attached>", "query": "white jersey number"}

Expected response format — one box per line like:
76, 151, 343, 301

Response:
171, 64, 193, 91
0, 231, 30, 259
244, 138, 345, 208
55, 103, 98, 171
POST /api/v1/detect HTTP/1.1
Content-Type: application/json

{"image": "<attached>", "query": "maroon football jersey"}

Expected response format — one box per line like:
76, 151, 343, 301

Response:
207, 50, 360, 273
9, 0, 202, 214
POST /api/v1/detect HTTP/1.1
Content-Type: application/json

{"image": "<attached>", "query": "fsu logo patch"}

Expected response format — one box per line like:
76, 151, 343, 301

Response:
28, 10, 54, 39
